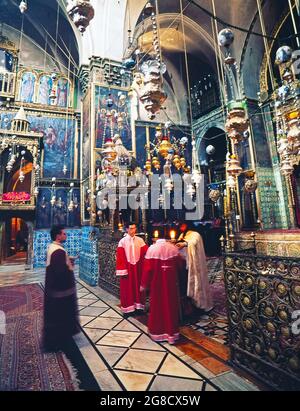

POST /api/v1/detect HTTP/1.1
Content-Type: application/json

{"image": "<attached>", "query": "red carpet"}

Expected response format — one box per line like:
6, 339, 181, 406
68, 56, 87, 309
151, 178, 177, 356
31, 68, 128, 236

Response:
0, 284, 80, 391
0, 284, 44, 316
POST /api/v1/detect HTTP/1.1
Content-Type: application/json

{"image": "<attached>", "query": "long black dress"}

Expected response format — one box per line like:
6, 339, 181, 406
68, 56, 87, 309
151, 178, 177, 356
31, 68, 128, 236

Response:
43, 248, 79, 351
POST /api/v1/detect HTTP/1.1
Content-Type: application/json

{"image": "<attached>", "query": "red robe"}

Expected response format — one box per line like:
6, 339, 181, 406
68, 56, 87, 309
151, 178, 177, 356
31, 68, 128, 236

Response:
116, 234, 148, 313
141, 239, 183, 344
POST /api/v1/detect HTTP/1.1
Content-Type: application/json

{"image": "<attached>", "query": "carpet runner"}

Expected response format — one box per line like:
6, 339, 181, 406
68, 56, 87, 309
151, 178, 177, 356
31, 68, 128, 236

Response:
0, 283, 80, 391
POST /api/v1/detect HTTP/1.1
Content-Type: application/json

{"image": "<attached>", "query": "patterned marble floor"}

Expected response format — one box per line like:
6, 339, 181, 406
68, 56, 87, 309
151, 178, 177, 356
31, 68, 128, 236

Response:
185, 257, 229, 346
0, 261, 260, 391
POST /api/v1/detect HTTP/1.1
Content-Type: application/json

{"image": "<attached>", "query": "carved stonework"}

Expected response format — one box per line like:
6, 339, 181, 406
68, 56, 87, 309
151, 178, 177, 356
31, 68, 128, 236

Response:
236, 231, 300, 258
193, 106, 225, 150
0, 35, 18, 56
0, 136, 40, 155
89, 57, 132, 88
224, 252, 300, 390
78, 65, 90, 94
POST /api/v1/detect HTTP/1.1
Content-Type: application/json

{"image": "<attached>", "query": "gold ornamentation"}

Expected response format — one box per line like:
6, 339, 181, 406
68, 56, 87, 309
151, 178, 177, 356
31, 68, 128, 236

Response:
244, 319, 253, 330
290, 266, 300, 276
230, 293, 237, 302
243, 296, 251, 306
268, 348, 277, 360
225, 107, 249, 144
280, 326, 290, 337
209, 189, 221, 203
227, 156, 243, 177
293, 285, 300, 296
255, 343, 262, 354
278, 310, 288, 321
245, 276, 253, 286
259, 280, 267, 290
158, 138, 172, 158
225, 257, 234, 267
0, 34, 18, 55
289, 357, 300, 371
67, 0, 95, 33
265, 307, 274, 317
266, 322, 275, 333
277, 283, 287, 295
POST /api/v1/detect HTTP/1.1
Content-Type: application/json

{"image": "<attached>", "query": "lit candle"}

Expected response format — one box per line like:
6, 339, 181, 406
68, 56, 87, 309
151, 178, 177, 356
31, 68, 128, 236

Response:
153, 230, 159, 238
170, 230, 176, 240
118, 223, 123, 231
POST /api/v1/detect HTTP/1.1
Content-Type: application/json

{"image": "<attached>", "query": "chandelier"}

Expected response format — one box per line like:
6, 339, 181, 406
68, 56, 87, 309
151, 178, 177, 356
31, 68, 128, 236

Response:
66, 0, 95, 33
144, 124, 191, 194
125, 2, 167, 119
5, 136, 19, 173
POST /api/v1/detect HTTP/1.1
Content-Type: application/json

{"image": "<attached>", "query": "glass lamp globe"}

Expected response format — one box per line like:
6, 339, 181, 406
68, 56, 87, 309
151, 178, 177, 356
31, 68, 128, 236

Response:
206, 145, 215, 155
275, 46, 293, 65
218, 29, 234, 48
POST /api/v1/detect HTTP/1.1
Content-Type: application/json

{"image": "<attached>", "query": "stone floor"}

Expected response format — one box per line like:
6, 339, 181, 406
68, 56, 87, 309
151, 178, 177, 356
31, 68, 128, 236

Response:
0, 259, 260, 392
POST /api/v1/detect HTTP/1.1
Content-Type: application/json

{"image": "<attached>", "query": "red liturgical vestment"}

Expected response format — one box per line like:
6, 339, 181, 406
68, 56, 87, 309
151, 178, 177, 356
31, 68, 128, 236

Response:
141, 239, 183, 344
116, 234, 148, 313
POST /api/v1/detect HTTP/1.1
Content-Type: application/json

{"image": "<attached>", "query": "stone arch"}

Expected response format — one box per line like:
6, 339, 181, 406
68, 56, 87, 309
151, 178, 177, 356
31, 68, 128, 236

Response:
197, 126, 227, 165
193, 107, 226, 162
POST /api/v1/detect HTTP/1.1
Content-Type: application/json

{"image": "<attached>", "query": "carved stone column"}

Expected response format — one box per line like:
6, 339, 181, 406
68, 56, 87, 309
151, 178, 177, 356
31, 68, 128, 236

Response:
78, 64, 90, 94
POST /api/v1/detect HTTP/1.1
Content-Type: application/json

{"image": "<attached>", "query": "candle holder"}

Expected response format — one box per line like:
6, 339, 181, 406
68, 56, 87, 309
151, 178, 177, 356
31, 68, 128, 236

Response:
169, 229, 177, 242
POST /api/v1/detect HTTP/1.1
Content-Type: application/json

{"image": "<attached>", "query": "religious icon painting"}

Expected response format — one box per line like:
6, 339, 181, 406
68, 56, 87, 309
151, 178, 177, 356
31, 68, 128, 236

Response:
57, 78, 69, 107
94, 85, 131, 150
19, 71, 36, 103
38, 75, 53, 105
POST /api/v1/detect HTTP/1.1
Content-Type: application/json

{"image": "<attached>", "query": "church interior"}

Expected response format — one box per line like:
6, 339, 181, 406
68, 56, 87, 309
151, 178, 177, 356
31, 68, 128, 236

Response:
0, 0, 299, 392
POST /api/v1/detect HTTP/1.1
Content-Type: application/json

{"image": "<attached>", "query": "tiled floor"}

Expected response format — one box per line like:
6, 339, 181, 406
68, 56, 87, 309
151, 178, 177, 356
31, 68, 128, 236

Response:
185, 257, 229, 346
0, 261, 260, 391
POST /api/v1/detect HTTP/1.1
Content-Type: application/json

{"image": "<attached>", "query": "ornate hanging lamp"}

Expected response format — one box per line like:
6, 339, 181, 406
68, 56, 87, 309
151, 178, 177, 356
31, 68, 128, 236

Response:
19, 0, 27, 14
66, 0, 95, 33
134, 2, 167, 119
225, 102, 249, 145
226, 155, 243, 178
102, 139, 117, 163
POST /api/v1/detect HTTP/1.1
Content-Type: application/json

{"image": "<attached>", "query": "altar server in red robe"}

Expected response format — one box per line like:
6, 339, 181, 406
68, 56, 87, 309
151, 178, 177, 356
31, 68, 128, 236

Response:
43, 225, 79, 351
140, 239, 183, 344
116, 222, 148, 316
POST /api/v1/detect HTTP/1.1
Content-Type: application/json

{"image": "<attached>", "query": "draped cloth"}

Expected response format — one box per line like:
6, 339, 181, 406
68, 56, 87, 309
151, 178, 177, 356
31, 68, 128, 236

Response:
43, 242, 79, 351
178, 230, 213, 311
116, 234, 148, 313
141, 239, 183, 344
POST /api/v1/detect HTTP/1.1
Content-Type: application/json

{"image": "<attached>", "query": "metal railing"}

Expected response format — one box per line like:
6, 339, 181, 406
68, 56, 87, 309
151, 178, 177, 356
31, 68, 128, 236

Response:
224, 250, 300, 391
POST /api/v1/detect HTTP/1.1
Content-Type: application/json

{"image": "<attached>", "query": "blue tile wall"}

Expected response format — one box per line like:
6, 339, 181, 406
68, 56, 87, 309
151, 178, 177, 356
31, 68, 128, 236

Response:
33, 228, 82, 268
79, 226, 99, 286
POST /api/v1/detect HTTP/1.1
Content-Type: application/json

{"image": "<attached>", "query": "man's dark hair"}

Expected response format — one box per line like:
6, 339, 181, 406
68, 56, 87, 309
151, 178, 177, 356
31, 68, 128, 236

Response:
50, 225, 65, 241
125, 221, 136, 229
